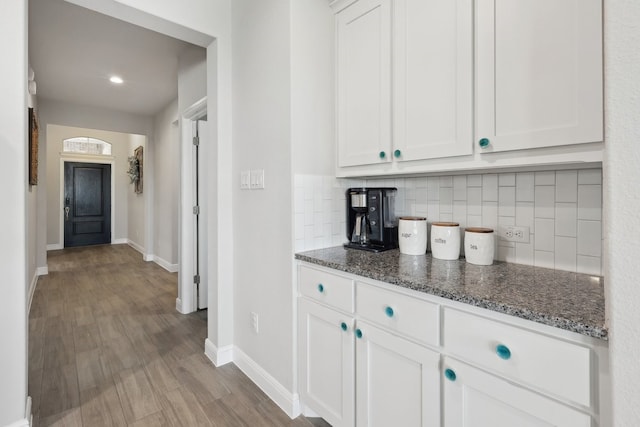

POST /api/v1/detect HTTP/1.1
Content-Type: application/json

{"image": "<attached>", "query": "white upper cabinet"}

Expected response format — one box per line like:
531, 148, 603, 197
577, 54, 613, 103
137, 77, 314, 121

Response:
393, 0, 473, 162
475, 0, 603, 153
336, 0, 392, 167
332, 0, 604, 177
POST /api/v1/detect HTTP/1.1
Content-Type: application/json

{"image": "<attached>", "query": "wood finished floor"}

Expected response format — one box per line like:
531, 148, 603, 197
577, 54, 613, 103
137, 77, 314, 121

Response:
29, 245, 329, 427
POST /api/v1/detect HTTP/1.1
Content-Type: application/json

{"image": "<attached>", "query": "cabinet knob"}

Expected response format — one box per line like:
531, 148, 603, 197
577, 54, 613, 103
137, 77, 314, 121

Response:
379, 151, 386, 159
496, 344, 512, 360
479, 138, 490, 148
444, 368, 457, 382
340, 322, 348, 332
355, 328, 363, 339
393, 149, 401, 158
317, 283, 324, 293
384, 306, 394, 318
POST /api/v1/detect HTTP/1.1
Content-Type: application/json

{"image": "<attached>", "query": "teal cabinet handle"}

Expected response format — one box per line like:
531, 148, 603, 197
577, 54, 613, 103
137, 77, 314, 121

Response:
444, 368, 457, 382
393, 149, 401, 158
379, 151, 386, 159
496, 344, 512, 360
384, 306, 394, 318
317, 283, 324, 293
355, 328, 363, 339
479, 138, 490, 148
340, 322, 348, 332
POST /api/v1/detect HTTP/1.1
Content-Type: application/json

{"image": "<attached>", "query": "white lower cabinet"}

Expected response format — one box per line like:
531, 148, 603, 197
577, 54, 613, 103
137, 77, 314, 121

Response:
355, 320, 440, 427
297, 264, 607, 426
298, 298, 355, 427
298, 298, 438, 427
442, 357, 591, 427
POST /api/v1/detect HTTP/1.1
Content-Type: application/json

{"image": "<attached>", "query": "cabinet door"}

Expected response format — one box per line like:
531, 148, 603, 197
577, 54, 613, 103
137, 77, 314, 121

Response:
355, 320, 440, 427
442, 357, 591, 427
299, 298, 355, 427
393, 0, 473, 161
476, 0, 603, 153
336, 0, 392, 167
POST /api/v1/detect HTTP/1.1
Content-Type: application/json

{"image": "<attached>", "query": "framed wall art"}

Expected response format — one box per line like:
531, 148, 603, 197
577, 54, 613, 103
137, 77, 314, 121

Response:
134, 145, 143, 194
28, 107, 38, 186
127, 146, 144, 194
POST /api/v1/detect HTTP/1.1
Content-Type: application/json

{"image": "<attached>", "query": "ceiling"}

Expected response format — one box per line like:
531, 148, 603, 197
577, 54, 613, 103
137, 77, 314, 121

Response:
29, 0, 197, 116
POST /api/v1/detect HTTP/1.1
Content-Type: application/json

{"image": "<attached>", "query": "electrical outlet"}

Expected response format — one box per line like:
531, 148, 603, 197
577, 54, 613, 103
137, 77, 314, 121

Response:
250, 312, 259, 334
499, 226, 530, 243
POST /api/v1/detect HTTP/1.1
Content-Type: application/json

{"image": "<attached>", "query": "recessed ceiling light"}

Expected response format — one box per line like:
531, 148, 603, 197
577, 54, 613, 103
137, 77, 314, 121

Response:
109, 76, 124, 84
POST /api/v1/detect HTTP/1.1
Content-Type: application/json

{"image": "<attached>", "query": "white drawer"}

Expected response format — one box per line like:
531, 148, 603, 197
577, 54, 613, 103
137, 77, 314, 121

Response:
299, 265, 354, 313
356, 282, 440, 347
443, 307, 591, 407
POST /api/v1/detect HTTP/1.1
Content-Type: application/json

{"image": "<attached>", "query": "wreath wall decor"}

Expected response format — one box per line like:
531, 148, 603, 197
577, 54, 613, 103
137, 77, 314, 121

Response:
127, 146, 143, 194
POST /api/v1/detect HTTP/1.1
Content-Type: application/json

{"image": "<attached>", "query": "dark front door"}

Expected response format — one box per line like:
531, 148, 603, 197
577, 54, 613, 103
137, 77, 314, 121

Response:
64, 162, 111, 247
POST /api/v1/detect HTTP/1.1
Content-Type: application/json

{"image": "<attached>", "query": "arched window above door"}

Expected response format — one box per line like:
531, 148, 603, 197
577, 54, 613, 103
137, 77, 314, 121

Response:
63, 137, 112, 156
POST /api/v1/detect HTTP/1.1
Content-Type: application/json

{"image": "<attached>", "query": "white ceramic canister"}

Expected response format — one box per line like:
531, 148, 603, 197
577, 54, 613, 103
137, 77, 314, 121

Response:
398, 217, 428, 255
464, 227, 495, 265
430, 222, 461, 260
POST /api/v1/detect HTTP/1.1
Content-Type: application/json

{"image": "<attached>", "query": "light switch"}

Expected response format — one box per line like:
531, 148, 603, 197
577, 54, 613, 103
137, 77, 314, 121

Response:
250, 169, 265, 189
240, 170, 251, 189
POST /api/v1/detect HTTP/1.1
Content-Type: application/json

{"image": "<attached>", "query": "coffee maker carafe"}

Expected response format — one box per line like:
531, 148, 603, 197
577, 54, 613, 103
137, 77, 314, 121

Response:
345, 188, 398, 252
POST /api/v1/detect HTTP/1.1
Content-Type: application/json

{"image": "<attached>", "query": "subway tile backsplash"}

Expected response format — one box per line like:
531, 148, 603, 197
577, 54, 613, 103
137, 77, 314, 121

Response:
294, 169, 603, 275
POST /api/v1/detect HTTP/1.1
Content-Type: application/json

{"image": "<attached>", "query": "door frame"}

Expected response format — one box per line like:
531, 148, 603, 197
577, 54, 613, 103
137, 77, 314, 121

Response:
59, 156, 116, 249
178, 97, 207, 314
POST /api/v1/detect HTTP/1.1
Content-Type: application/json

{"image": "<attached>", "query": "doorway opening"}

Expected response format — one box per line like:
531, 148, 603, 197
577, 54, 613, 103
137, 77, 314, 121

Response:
179, 97, 208, 313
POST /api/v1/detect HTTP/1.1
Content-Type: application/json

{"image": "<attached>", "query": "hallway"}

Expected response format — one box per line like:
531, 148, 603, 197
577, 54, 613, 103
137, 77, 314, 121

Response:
29, 245, 324, 427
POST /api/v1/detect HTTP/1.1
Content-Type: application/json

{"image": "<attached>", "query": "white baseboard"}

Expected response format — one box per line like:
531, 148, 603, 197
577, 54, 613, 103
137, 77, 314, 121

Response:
25, 396, 31, 427
4, 396, 32, 427
127, 240, 145, 254
4, 417, 31, 427
204, 339, 234, 367
29, 267, 49, 314
46, 243, 63, 251
200, 341, 301, 419
152, 255, 179, 273
28, 273, 38, 315
176, 298, 186, 313
233, 346, 301, 419
112, 238, 128, 245
143, 254, 154, 262
301, 405, 320, 418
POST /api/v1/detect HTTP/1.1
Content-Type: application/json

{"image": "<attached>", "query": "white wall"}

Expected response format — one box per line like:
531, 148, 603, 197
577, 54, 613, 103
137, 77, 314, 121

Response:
106, 0, 220, 41
128, 134, 147, 250
178, 46, 207, 113
604, 1, 640, 425
152, 99, 180, 266
38, 98, 153, 136
44, 125, 138, 247
0, 1, 28, 425
232, 0, 294, 392
35, 105, 48, 271
291, 0, 335, 176
27, 74, 40, 298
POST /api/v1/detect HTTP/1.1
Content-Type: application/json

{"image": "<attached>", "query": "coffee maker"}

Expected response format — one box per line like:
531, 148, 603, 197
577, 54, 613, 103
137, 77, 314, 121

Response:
345, 188, 398, 252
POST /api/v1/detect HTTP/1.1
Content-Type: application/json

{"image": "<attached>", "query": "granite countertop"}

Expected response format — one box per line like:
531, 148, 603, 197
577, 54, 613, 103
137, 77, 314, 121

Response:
295, 246, 607, 340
